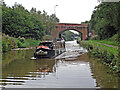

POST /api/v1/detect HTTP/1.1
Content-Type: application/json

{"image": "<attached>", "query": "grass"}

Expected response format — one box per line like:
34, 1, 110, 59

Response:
85, 40, 118, 46
92, 40, 118, 47
78, 38, 119, 73
89, 34, 119, 47
82, 40, 118, 56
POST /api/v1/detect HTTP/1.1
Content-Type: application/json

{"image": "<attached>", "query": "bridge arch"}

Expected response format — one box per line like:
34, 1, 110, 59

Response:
51, 23, 89, 40
58, 29, 83, 40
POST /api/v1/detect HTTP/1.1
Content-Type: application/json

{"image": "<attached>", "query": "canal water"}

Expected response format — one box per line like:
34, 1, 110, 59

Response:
1, 41, 120, 88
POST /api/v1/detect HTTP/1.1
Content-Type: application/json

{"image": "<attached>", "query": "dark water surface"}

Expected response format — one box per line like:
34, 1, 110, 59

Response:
1, 41, 120, 88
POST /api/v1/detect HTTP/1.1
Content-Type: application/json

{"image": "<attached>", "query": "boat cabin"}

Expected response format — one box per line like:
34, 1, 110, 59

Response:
39, 41, 54, 49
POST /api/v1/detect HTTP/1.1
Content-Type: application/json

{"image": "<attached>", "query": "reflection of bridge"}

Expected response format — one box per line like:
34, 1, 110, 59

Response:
51, 23, 90, 40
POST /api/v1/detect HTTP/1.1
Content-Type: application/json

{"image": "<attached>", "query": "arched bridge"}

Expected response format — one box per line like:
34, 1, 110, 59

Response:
51, 23, 90, 40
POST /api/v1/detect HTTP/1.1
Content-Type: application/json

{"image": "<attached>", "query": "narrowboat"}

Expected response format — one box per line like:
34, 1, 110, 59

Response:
34, 39, 65, 58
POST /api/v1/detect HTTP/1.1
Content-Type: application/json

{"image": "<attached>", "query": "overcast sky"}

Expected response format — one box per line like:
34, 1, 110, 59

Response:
4, 0, 100, 24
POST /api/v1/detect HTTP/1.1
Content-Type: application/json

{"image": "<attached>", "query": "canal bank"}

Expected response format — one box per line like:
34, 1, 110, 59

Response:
2, 34, 41, 52
77, 39, 120, 74
1, 40, 120, 88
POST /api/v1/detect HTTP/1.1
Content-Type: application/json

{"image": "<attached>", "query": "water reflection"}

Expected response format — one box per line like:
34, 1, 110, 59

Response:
89, 55, 120, 88
1, 47, 96, 88
1, 41, 120, 88
53, 54, 96, 88
34, 59, 55, 73
2, 49, 36, 86
1, 49, 56, 87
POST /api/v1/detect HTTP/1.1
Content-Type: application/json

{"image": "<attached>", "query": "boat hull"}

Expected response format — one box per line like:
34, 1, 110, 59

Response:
34, 48, 55, 58
34, 40, 66, 58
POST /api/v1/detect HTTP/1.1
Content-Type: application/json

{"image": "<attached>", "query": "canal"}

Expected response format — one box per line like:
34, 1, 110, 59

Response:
1, 41, 120, 88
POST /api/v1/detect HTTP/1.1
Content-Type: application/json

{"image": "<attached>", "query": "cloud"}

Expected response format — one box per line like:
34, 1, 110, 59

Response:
4, 0, 99, 23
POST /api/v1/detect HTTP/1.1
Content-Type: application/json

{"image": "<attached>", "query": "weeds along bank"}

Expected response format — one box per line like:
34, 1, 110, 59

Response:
2, 34, 40, 52
77, 39, 120, 74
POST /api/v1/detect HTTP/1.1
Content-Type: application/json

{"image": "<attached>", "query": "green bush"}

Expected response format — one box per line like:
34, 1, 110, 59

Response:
2, 34, 41, 52
24, 38, 40, 47
43, 35, 54, 41
2, 41, 8, 52
109, 34, 118, 42
18, 37, 25, 43
17, 40, 26, 48
90, 35, 99, 40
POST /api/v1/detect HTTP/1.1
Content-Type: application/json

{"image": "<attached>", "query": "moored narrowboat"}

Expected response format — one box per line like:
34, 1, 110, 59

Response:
34, 39, 65, 58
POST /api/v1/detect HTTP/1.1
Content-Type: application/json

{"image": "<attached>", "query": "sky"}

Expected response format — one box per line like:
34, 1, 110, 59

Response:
3, 0, 100, 24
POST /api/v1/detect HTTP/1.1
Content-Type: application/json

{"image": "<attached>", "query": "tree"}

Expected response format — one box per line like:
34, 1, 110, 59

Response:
2, 1, 60, 40
90, 2, 119, 40
62, 31, 75, 41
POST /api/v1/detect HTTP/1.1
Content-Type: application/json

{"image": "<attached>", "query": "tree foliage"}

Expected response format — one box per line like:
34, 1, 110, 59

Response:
90, 2, 120, 40
2, 1, 59, 40
62, 31, 75, 41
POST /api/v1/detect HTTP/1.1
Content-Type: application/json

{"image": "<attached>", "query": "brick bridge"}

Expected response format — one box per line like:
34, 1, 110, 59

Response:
51, 23, 89, 40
